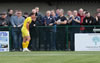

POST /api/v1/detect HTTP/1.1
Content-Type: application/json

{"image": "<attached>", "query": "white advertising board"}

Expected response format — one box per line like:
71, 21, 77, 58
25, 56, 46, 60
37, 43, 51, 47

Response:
75, 33, 100, 51
0, 31, 9, 52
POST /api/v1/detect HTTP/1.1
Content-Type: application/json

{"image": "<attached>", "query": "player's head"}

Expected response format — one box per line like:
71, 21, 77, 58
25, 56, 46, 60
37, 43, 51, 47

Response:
29, 13, 36, 18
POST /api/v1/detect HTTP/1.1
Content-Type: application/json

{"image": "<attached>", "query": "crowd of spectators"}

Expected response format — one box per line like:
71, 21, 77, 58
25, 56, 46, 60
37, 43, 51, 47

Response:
0, 7, 100, 51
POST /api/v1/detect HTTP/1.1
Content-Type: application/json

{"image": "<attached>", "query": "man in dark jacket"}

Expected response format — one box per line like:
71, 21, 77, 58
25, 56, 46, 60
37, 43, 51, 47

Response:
0, 12, 9, 31
83, 12, 95, 33
29, 16, 40, 51
42, 10, 56, 51
0, 12, 9, 26
6, 9, 13, 26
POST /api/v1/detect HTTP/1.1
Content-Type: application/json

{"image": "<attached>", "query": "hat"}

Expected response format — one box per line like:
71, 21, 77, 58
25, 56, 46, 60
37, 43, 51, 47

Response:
0, 12, 7, 15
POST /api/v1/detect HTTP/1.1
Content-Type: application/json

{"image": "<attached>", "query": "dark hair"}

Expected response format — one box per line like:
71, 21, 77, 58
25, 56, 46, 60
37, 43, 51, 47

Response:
24, 12, 28, 15
29, 13, 36, 16
7, 9, 12, 12
85, 11, 89, 14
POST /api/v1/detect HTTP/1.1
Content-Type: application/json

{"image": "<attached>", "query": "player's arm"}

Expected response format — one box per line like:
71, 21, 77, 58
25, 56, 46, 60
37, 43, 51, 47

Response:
26, 22, 30, 31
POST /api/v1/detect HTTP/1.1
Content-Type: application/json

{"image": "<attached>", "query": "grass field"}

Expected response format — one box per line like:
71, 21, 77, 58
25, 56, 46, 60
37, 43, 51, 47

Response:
0, 51, 100, 63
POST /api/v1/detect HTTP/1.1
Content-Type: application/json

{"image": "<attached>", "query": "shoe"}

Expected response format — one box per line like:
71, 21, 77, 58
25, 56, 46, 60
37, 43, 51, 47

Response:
23, 48, 30, 52
19, 48, 23, 51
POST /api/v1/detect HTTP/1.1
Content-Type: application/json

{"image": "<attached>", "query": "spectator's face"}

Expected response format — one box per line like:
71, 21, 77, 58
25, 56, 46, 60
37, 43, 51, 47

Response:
9, 10, 13, 15
15, 10, 18, 16
17, 12, 22, 17
51, 11, 55, 16
73, 11, 78, 16
56, 9, 60, 14
32, 9, 36, 13
59, 10, 64, 16
97, 8, 100, 12
46, 11, 51, 17
35, 8, 39, 13
83, 11, 86, 16
97, 13, 100, 17
86, 13, 90, 17
24, 14, 28, 18
79, 9, 83, 15
1, 14, 7, 19
67, 11, 72, 16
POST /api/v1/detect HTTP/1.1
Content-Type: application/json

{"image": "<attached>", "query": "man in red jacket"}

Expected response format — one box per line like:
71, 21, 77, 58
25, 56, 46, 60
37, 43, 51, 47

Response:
78, 8, 85, 32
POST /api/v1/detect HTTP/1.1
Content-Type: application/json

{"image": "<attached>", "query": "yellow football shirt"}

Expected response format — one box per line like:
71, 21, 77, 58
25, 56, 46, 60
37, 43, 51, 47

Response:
21, 17, 32, 37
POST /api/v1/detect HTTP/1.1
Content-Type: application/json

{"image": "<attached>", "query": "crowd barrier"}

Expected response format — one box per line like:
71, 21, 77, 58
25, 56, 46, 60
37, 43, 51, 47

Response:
0, 25, 99, 51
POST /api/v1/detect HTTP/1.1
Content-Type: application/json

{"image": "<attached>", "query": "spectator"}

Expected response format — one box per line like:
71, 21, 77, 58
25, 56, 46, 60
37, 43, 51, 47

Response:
55, 9, 67, 26
51, 10, 57, 32
51, 10, 57, 20
35, 7, 43, 25
78, 8, 85, 32
23, 12, 29, 19
70, 10, 80, 51
51, 10, 57, 50
66, 10, 73, 25
65, 10, 73, 50
32, 9, 36, 14
83, 12, 95, 33
11, 10, 25, 51
55, 9, 67, 50
78, 8, 85, 24
94, 12, 100, 29
56, 9, 60, 17
0, 12, 8, 26
95, 12, 100, 25
42, 10, 56, 51
29, 13, 40, 51
97, 8, 100, 13
71, 10, 81, 25
6, 9, 13, 26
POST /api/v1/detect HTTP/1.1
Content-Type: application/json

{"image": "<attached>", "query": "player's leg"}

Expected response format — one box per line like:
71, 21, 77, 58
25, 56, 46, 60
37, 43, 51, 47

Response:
21, 28, 31, 52
22, 36, 31, 52
22, 37, 27, 49
26, 36, 31, 48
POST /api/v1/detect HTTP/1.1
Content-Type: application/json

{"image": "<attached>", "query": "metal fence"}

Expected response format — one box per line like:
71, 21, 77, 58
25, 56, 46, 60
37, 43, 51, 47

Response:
0, 25, 99, 51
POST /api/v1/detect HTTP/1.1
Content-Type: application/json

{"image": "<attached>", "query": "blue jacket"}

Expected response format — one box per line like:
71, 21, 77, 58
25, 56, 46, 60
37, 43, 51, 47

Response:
42, 16, 55, 26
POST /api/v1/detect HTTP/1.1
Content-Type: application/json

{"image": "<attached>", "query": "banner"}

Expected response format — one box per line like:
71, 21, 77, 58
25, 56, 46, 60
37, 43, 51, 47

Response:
75, 33, 100, 51
0, 31, 9, 52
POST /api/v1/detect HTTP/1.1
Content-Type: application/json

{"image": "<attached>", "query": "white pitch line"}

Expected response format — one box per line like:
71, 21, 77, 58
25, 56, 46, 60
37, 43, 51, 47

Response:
0, 53, 99, 56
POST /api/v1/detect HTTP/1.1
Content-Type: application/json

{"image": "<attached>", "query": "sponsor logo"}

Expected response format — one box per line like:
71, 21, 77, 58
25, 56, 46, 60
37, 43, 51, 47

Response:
92, 36, 100, 45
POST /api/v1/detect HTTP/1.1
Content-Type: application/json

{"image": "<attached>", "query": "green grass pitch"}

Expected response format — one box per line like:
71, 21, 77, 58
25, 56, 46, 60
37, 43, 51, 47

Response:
0, 51, 100, 63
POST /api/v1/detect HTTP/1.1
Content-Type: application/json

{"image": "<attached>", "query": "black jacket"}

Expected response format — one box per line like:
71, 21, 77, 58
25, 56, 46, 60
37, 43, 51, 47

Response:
83, 16, 95, 25
0, 17, 9, 26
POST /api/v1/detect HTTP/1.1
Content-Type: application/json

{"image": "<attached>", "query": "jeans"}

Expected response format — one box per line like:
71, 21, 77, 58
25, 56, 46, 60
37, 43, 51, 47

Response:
70, 27, 80, 51
43, 27, 56, 50
30, 28, 39, 51
56, 27, 66, 50
12, 27, 22, 50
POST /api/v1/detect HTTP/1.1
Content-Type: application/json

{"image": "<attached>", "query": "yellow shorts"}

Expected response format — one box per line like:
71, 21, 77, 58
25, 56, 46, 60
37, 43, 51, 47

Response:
21, 27, 30, 37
